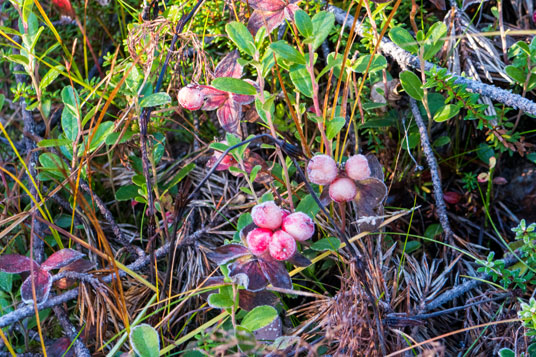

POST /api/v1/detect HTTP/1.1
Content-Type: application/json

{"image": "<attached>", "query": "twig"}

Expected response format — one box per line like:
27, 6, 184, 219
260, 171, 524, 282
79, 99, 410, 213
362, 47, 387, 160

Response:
52, 306, 91, 357
409, 98, 454, 242
326, 4, 536, 116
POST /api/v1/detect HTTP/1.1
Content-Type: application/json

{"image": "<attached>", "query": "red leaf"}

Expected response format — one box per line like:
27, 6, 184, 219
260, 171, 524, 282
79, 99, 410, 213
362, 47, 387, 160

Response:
245, 0, 286, 12
214, 50, 243, 79
248, 9, 286, 34
239, 289, 279, 311
217, 99, 242, 134
253, 315, 282, 341
206, 244, 251, 265
47, 337, 75, 357
229, 258, 268, 291
287, 251, 311, 267
199, 85, 229, 111
0, 254, 39, 274
443, 191, 462, 204
41, 248, 85, 271
54, 259, 95, 289
493, 177, 508, 185
20, 268, 52, 305
258, 257, 292, 290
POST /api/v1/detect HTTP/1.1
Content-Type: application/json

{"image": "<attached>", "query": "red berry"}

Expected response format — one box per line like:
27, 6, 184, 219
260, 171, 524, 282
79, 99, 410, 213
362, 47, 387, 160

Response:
178, 84, 204, 110
329, 177, 357, 202
306, 155, 338, 185
282, 212, 315, 241
246, 228, 273, 256
269, 230, 297, 261
251, 201, 283, 230
345, 154, 371, 181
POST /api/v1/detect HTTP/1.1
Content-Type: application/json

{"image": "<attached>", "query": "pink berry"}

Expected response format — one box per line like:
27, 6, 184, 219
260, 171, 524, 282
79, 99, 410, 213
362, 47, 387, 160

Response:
281, 209, 290, 220
178, 84, 204, 110
246, 228, 273, 256
251, 201, 283, 230
282, 212, 315, 241
269, 230, 297, 261
306, 155, 338, 185
329, 177, 357, 202
345, 154, 371, 181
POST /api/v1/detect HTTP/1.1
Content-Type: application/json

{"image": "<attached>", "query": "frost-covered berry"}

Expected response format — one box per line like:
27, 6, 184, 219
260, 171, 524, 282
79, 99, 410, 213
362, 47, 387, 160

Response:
282, 212, 315, 241
329, 177, 357, 202
281, 209, 290, 221
246, 228, 273, 256
251, 201, 283, 230
269, 230, 297, 261
306, 155, 338, 185
345, 154, 371, 181
178, 84, 204, 110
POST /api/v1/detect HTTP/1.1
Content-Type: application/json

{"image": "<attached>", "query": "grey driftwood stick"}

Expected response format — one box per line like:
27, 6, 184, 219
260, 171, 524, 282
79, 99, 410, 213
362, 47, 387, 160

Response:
327, 4, 536, 116
410, 98, 454, 240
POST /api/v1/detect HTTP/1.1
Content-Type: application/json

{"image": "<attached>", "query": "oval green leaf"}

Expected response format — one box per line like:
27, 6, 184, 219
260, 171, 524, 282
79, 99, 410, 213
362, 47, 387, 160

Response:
433, 104, 460, 122
212, 77, 257, 95
241, 305, 278, 332
129, 324, 160, 357
400, 71, 424, 101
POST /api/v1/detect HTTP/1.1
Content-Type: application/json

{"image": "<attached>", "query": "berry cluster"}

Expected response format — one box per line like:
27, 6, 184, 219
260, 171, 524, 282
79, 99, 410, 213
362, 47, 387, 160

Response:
306, 154, 372, 202
246, 201, 315, 261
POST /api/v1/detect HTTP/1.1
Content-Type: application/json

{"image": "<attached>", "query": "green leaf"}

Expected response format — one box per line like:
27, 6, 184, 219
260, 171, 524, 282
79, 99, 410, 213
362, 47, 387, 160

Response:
87, 121, 114, 152
212, 77, 257, 95
433, 136, 450, 147
61, 86, 80, 141
104, 130, 135, 145
289, 64, 313, 98
311, 11, 335, 50
403, 241, 421, 254
240, 306, 278, 332
37, 138, 71, 148
294, 9, 313, 38
226, 22, 256, 56
6, 54, 29, 67
353, 54, 387, 73
389, 27, 418, 53
477, 143, 494, 164
326, 116, 345, 140
0, 94, 4, 112
0, 272, 12, 293
40, 66, 63, 90
423, 22, 447, 60
129, 324, 160, 357
433, 104, 460, 122
249, 165, 262, 183
38, 153, 69, 181
270, 41, 306, 64
140, 92, 171, 108
400, 71, 424, 101
498, 348, 515, 357
296, 194, 320, 218
208, 292, 235, 309
505, 65, 526, 84
424, 224, 443, 239
311, 237, 341, 251
162, 163, 195, 193
115, 185, 139, 201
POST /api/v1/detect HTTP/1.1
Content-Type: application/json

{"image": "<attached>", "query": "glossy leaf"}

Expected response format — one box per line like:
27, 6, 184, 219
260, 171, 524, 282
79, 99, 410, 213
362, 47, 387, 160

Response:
212, 77, 257, 95
207, 244, 250, 265
0, 254, 39, 273
226, 22, 256, 56
400, 71, 424, 101
20, 268, 52, 305
139, 92, 171, 108
310, 237, 341, 251
270, 41, 306, 64
433, 104, 460, 122
290, 64, 313, 98
41, 248, 85, 271
389, 27, 418, 54
353, 54, 387, 73
311, 11, 334, 50
294, 9, 313, 38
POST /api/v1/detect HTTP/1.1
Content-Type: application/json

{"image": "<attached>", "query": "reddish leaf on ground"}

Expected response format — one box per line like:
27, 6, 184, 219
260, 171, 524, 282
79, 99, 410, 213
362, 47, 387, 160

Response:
41, 248, 85, 271
254, 315, 282, 341
239, 289, 279, 311
0, 254, 39, 274
229, 258, 269, 291
287, 251, 311, 267
20, 268, 53, 305
443, 191, 462, 204
258, 257, 292, 290
206, 244, 251, 265
214, 50, 243, 79
46, 337, 75, 357
54, 259, 96, 289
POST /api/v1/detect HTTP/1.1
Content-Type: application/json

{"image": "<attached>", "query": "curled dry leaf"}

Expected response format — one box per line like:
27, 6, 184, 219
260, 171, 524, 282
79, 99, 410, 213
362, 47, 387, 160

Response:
20, 268, 53, 305
55, 259, 96, 290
